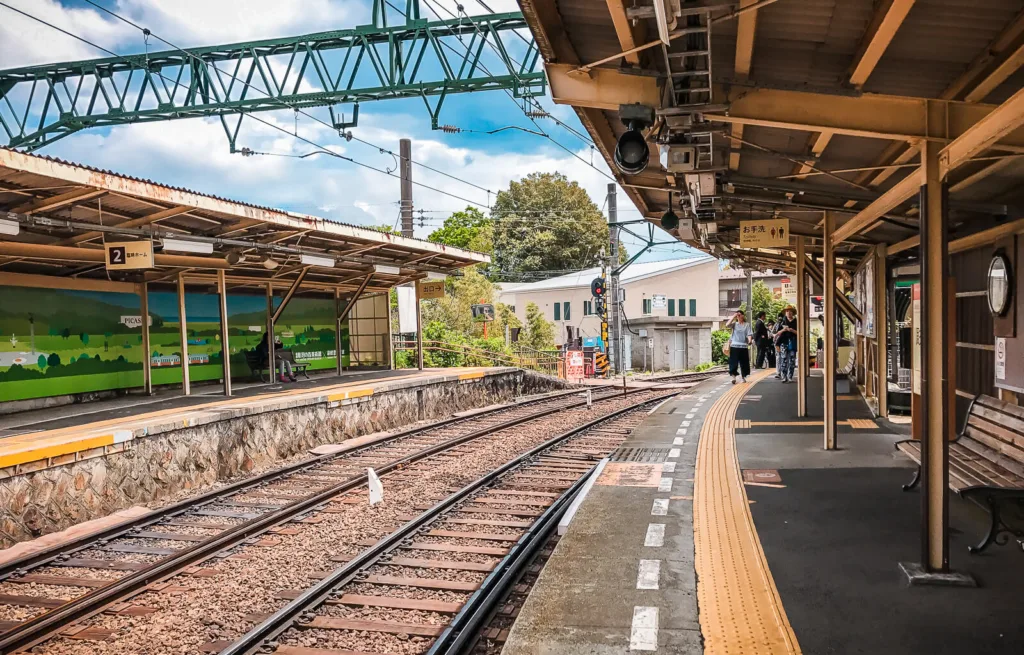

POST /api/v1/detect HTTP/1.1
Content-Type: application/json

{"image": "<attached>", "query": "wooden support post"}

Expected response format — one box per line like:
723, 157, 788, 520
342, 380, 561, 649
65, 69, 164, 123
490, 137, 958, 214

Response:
266, 283, 276, 385
139, 282, 152, 395
875, 245, 889, 417
920, 140, 951, 573
177, 274, 191, 396
217, 269, 232, 397
416, 281, 424, 371
823, 212, 838, 450
796, 237, 808, 417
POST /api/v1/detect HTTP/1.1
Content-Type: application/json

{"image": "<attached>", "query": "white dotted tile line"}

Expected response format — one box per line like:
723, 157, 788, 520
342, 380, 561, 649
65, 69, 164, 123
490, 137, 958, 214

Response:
637, 559, 661, 590
630, 606, 659, 650
668, 448, 680, 459
676, 427, 688, 435
658, 477, 673, 492
684, 413, 695, 419
679, 421, 691, 427
644, 523, 666, 547
651, 498, 669, 516
672, 437, 684, 445
662, 461, 676, 473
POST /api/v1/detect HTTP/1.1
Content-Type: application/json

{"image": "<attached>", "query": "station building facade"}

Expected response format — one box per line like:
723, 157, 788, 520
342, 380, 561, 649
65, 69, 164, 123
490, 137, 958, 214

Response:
497, 256, 720, 371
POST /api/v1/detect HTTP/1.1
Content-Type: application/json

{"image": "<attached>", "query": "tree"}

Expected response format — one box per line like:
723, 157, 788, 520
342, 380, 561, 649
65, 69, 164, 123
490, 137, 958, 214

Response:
428, 207, 492, 253
37, 354, 47, 370
81, 332, 90, 346
490, 173, 609, 280
421, 267, 506, 338
741, 280, 789, 323
521, 302, 555, 351
47, 352, 61, 367
61, 327, 70, 340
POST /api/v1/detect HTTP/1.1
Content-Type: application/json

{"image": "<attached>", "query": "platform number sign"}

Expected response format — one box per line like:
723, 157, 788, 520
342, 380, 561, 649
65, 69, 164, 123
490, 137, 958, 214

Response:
105, 240, 154, 270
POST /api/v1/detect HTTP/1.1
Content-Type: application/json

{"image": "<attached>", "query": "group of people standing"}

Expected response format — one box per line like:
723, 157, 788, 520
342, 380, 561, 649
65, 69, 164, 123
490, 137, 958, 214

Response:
724, 305, 799, 384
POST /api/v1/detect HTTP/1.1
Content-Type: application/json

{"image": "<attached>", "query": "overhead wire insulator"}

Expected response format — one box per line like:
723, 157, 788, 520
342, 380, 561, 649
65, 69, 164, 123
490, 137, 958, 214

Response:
525, 110, 550, 119
438, 125, 462, 134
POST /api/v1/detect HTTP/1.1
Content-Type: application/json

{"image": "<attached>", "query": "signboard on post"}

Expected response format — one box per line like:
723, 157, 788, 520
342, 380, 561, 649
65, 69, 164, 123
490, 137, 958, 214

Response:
566, 350, 585, 381
781, 277, 797, 304
996, 337, 1007, 381
418, 280, 445, 299
471, 303, 496, 322
105, 241, 154, 270
912, 283, 921, 395
738, 219, 790, 248
652, 294, 667, 309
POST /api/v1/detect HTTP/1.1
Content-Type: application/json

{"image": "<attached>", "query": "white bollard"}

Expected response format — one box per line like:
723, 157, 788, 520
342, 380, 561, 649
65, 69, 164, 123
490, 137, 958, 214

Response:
587, 389, 592, 409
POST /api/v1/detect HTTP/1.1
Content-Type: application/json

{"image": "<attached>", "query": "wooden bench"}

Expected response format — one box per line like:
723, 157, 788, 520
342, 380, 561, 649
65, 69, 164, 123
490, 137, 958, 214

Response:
896, 394, 1024, 553
244, 349, 311, 382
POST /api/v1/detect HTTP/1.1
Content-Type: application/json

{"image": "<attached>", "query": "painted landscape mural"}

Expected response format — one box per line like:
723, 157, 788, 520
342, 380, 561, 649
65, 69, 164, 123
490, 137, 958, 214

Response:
0, 286, 349, 403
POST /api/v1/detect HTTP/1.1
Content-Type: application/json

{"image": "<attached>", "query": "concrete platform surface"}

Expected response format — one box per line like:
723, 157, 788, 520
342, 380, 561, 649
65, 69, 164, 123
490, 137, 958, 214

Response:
504, 375, 731, 655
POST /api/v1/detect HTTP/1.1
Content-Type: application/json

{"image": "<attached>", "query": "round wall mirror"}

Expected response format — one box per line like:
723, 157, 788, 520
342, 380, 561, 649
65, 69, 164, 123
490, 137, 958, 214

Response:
987, 252, 1012, 316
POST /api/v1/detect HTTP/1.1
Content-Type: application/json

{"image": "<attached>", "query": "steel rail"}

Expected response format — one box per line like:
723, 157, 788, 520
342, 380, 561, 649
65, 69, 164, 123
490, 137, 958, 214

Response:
219, 391, 676, 655
0, 385, 664, 654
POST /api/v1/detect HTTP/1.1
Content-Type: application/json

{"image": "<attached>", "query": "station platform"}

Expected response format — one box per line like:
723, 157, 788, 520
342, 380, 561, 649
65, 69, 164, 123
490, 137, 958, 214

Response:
505, 371, 1024, 654
0, 367, 519, 474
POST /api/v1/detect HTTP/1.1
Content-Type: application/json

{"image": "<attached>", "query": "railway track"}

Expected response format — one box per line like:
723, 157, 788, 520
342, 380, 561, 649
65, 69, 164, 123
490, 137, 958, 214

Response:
0, 373, 713, 653
217, 395, 666, 655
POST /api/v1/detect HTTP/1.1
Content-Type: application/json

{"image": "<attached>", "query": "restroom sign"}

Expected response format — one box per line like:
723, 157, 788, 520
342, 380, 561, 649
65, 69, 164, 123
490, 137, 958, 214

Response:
739, 219, 790, 248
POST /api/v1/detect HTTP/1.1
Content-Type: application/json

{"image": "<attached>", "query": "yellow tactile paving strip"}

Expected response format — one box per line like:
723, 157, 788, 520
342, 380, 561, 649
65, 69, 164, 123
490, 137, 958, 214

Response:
694, 371, 802, 655
0, 368, 495, 470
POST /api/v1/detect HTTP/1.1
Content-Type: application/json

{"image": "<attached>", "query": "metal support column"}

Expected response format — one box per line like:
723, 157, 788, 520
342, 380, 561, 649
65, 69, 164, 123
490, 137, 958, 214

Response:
920, 140, 951, 573
607, 183, 623, 375
823, 212, 837, 450
416, 280, 424, 370
335, 288, 344, 375
217, 269, 232, 397
400, 138, 414, 238
746, 269, 753, 313
140, 282, 152, 395
795, 237, 808, 417
177, 274, 191, 396
266, 283, 276, 384
875, 245, 888, 417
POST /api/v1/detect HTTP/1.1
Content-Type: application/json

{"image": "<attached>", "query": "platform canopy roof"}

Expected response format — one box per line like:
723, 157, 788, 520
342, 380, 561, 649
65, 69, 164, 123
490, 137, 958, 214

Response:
521, 0, 1024, 269
0, 148, 488, 296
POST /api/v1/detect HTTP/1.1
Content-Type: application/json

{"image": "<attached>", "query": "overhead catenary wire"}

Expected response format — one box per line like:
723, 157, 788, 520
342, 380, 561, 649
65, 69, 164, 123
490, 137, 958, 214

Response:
0, 1, 492, 210
419, 0, 614, 182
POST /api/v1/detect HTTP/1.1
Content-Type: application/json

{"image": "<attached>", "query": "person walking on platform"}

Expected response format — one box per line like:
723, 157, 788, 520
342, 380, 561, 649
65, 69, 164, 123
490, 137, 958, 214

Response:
775, 305, 798, 383
773, 311, 785, 379
764, 319, 777, 368
725, 310, 753, 384
753, 311, 769, 368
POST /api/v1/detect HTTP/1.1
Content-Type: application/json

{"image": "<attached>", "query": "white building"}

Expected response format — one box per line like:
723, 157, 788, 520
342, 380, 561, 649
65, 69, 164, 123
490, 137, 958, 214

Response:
497, 256, 721, 372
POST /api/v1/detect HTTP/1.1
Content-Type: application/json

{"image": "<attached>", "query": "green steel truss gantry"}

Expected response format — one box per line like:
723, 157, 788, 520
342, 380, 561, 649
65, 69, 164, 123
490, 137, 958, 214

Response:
0, 1, 544, 150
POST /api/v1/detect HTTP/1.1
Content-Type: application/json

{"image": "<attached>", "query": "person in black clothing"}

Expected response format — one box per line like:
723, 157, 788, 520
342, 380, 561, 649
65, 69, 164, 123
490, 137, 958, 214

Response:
764, 320, 777, 368
775, 305, 798, 382
753, 311, 769, 368
257, 332, 296, 382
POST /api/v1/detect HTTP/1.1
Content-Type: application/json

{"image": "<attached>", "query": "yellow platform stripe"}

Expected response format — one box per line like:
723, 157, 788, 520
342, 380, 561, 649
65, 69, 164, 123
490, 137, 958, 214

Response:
694, 370, 801, 654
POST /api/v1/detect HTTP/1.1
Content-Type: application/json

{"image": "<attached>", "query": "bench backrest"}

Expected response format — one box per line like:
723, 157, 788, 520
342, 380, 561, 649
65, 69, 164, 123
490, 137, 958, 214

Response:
961, 394, 1024, 480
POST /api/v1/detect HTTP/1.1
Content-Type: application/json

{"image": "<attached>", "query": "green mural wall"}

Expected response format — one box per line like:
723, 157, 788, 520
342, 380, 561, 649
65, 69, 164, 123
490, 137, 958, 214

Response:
0, 286, 349, 403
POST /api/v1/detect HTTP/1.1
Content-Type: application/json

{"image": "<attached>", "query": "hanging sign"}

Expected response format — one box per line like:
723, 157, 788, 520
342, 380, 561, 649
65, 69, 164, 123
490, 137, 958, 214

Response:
738, 219, 790, 248
418, 280, 445, 299
781, 277, 797, 303
105, 240, 154, 270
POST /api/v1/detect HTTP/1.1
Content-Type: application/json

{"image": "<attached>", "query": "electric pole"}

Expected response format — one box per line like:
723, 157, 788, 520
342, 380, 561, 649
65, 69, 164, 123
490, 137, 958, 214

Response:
400, 138, 414, 238
607, 183, 623, 376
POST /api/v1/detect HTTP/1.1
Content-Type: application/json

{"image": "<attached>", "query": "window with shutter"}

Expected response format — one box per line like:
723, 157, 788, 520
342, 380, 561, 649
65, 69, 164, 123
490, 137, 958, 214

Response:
690, 299, 697, 316
554, 303, 560, 321
563, 301, 570, 321
668, 299, 675, 317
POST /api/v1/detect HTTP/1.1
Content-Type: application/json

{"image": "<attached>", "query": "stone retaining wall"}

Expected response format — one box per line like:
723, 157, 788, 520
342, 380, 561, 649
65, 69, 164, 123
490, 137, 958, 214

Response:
0, 369, 571, 547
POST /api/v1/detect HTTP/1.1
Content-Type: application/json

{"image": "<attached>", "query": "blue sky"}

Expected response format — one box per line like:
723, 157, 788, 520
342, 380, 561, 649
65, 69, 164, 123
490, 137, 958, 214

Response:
0, 0, 695, 264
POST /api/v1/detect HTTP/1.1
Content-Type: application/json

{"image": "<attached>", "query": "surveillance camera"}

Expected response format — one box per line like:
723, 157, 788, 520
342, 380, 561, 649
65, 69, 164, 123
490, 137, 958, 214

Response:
661, 208, 679, 230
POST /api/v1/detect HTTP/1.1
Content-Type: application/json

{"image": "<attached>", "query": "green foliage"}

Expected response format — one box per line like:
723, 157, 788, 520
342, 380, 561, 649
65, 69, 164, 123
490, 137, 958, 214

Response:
80, 332, 90, 346
740, 280, 790, 323
37, 354, 47, 370
421, 267, 508, 338
428, 207, 492, 253
47, 352, 61, 367
711, 329, 730, 364
692, 362, 714, 372
491, 172, 609, 280
522, 302, 555, 351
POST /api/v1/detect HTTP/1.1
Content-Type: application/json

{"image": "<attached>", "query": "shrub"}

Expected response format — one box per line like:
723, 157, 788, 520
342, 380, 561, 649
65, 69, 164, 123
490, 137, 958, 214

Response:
711, 329, 731, 364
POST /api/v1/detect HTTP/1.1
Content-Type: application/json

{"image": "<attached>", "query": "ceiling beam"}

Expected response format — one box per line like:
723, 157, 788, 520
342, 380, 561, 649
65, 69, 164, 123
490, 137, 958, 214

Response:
10, 188, 105, 214
706, 86, 1024, 147
942, 8, 1024, 101
848, 0, 916, 88
61, 206, 192, 245
730, 0, 760, 172
964, 42, 1024, 103
833, 86, 1024, 244
547, 63, 661, 110
606, 0, 644, 65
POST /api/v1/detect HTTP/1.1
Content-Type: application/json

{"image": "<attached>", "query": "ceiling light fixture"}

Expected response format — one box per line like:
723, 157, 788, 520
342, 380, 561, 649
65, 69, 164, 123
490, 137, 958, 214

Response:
163, 238, 213, 255
374, 264, 401, 275
300, 254, 336, 268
